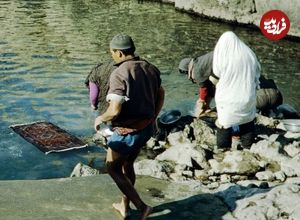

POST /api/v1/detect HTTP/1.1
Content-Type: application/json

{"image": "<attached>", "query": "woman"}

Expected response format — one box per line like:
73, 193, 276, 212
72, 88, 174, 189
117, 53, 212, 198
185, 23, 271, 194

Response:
85, 59, 116, 113
213, 31, 260, 149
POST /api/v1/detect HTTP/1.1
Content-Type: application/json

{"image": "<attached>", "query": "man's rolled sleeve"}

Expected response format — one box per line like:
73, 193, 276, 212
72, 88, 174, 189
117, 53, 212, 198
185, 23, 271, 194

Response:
106, 94, 129, 104
107, 69, 130, 104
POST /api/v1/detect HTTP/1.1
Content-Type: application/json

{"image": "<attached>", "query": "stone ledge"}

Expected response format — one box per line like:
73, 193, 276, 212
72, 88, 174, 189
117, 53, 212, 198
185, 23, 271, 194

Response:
158, 0, 300, 39
0, 175, 227, 220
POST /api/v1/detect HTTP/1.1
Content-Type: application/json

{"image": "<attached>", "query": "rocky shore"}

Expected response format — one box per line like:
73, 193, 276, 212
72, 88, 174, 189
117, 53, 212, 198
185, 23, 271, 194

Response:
72, 107, 300, 219
160, 0, 300, 39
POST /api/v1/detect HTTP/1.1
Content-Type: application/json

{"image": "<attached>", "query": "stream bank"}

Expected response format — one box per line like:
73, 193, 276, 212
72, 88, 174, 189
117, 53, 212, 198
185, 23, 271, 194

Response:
161, 0, 300, 39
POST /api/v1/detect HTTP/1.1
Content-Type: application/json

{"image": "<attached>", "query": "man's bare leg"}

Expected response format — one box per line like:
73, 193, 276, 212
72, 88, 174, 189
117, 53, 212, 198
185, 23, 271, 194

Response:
141, 206, 153, 220
112, 149, 142, 217
112, 198, 152, 220
106, 148, 152, 219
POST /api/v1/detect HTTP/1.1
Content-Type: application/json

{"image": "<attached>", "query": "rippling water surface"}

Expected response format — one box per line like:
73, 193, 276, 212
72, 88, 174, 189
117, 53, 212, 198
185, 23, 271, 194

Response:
0, 0, 299, 180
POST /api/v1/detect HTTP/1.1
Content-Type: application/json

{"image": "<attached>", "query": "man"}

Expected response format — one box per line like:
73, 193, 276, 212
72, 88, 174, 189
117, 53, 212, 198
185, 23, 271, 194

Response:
179, 52, 283, 118
178, 51, 216, 117
94, 34, 164, 219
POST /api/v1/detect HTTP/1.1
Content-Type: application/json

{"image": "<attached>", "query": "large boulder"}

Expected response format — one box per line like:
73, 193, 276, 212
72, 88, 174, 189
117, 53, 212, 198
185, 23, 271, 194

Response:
209, 150, 261, 175
189, 119, 216, 148
156, 142, 209, 169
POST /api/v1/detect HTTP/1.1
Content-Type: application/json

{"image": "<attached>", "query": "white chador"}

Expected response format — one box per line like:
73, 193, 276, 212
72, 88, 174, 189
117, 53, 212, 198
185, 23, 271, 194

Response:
213, 31, 261, 128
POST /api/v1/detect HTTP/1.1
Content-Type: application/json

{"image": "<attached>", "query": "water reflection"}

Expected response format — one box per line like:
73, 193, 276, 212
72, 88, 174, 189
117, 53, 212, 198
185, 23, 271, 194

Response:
0, 0, 299, 180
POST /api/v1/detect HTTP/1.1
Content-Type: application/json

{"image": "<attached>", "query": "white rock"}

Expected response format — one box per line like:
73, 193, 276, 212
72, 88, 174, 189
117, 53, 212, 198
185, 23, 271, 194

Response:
209, 176, 218, 182
220, 174, 231, 183
208, 151, 261, 175
134, 159, 169, 180
156, 142, 208, 169
206, 182, 219, 189
182, 170, 193, 178
284, 141, 300, 158
169, 173, 186, 182
274, 171, 286, 182
276, 121, 286, 131
255, 171, 275, 181
158, 141, 166, 146
268, 134, 279, 142
70, 163, 99, 177
174, 164, 187, 173
284, 132, 300, 139
167, 131, 190, 146
256, 114, 278, 128
281, 154, 300, 177
231, 175, 248, 182
156, 143, 193, 167
194, 170, 208, 179
285, 177, 300, 184
250, 139, 287, 162
145, 137, 157, 149
231, 184, 300, 220
258, 160, 267, 168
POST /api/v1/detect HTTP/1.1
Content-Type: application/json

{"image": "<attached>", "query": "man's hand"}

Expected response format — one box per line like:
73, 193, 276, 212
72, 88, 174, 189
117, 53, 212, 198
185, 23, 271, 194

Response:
194, 99, 209, 118
91, 104, 98, 110
94, 116, 103, 131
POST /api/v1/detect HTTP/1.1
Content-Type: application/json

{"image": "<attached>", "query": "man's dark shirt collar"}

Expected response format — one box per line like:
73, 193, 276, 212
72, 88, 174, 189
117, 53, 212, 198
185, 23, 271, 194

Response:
114, 56, 140, 67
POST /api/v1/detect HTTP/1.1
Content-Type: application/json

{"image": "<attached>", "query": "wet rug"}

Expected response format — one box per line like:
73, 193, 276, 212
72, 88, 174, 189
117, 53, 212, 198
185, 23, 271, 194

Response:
10, 121, 87, 154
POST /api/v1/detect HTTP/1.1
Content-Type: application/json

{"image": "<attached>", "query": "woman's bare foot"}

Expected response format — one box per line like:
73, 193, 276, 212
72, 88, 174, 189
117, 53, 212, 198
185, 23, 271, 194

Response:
112, 202, 130, 218
140, 206, 152, 220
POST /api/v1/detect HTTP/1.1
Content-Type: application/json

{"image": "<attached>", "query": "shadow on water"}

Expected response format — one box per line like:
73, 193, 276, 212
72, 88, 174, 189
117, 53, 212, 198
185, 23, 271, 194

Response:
129, 184, 273, 219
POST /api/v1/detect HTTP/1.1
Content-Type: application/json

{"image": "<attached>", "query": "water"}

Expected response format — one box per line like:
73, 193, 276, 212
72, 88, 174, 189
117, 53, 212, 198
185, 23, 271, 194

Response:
0, 0, 299, 180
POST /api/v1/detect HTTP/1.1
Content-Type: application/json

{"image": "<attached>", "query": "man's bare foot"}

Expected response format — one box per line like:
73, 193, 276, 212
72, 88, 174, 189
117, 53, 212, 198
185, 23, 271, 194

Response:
112, 202, 130, 218
140, 206, 152, 220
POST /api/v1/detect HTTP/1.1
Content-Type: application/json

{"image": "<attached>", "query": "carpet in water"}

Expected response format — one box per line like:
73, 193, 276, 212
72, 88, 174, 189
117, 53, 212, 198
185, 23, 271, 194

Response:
10, 121, 87, 154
